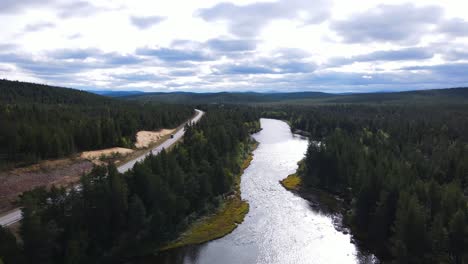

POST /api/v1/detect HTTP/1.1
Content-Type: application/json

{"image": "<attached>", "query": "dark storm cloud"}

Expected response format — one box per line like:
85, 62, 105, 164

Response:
130, 16, 166, 29
328, 47, 434, 66
197, 0, 330, 37
136, 47, 214, 62
24, 22, 55, 32
330, 4, 443, 44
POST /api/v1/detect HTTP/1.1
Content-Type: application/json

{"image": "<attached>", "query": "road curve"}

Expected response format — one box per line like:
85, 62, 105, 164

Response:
117, 109, 204, 173
0, 109, 204, 227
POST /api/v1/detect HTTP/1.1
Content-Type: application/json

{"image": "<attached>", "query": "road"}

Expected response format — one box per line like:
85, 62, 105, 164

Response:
117, 109, 203, 173
0, 109, 204, 227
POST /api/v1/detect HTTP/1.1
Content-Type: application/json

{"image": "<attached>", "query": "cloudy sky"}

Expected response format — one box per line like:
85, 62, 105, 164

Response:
1, 0, 468, 93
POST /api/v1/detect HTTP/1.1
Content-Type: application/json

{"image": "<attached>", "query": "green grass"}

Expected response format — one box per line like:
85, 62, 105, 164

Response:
280, 173, 302, 191
162, 197, 249, 250
162, 142, 258, 250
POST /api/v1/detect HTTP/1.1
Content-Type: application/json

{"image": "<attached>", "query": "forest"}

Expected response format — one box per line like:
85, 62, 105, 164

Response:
2, 79, 468, 263
269, 104, 468, 263
126, 87, 468, 105
0, 105, 260, 264
0, 80, 194, 168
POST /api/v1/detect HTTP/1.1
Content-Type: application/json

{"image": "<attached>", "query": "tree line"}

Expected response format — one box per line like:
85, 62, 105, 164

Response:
0, 80, 194, 168
270, 104, 468, 263
0, 106, 260, 264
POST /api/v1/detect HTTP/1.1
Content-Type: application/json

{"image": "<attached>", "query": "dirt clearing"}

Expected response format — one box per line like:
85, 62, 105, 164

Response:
80, 147, 134, 163
0, 158, 93, 214
135, 129, 175, 148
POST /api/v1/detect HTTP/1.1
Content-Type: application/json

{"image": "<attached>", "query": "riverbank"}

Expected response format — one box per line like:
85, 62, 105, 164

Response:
280, 162, 382, 262
280, 173, 345, 218
280, 173, 301, 191
162, 140, 258, 251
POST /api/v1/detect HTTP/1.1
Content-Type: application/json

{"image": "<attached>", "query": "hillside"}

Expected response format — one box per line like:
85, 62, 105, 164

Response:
309, 87, 468, 105
0, 80, 110, 104
125, 88, 468, 105
0, 79, 193, 168
125, 91, 333, 104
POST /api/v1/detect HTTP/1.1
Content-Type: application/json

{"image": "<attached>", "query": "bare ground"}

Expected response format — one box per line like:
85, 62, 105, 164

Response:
0, 158, 93, 213
135, 129, 175, 149
80, 147, 134, 165
0, 128, 176, 214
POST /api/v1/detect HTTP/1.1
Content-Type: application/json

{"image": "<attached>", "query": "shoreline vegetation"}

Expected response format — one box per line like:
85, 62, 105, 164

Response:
161, 140, 259, 251
280, 173, 301, 191
279, 161, 356, 242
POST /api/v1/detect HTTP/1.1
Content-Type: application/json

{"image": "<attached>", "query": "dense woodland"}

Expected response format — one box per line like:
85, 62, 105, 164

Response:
2, 80, 468, 263
127, 87, 468, 105
0, 106, 260, 264
0, 80, 193, 168
268, 104, 468, 263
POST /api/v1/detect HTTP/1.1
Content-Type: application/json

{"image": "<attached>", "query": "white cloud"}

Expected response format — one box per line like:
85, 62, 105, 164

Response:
0, 0, 468, 92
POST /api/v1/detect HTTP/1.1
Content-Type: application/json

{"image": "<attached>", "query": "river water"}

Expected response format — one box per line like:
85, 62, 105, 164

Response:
139, 118, 377, 264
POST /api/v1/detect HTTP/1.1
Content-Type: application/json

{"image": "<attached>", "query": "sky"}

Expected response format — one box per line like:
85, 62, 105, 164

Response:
1, 0, 468, 93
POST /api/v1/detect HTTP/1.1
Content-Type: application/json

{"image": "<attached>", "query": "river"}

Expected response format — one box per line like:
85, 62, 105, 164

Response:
137, 118, 377, 264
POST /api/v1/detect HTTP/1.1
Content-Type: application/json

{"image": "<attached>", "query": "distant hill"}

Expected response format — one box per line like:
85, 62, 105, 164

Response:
125, 88, 468, 105
312, 87, 468, 105
125, 91, 333, 104
0, 79, 110, 105
90, 90, 146, 97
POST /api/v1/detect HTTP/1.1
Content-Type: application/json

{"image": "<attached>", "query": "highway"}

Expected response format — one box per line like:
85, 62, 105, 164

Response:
0, 109, 204, 227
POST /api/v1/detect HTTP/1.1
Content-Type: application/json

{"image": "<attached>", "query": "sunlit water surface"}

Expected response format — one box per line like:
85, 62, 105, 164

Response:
137, 119, 377, 264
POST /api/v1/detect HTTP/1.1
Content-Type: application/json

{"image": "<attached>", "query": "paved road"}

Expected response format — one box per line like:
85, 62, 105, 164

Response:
0, 109, 204, 227
0, 209, 22, 226
117, 109, 204, 172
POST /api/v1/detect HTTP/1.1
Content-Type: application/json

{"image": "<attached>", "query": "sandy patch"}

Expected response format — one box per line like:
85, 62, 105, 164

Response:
135, 129, 175, 149
80, 147, 134, 161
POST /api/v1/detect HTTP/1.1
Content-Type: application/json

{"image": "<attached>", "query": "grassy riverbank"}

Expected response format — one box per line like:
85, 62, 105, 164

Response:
162, 141, 258, 250
280, 173, 301, 191
279, 160, 379, 260
280, 159, 306, 192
